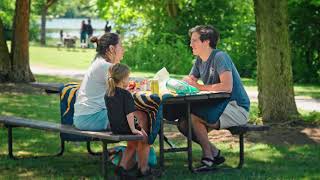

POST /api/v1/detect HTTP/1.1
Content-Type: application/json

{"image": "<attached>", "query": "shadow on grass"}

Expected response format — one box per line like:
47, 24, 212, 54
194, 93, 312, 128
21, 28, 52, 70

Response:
0, 127, 107, 179
1, 120, 319, 179
157, 142, 320, 179
0, 79, 319, 179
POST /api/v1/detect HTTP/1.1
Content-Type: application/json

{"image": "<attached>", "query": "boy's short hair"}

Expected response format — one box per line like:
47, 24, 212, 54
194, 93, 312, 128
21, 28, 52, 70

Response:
189, 25, 220, 49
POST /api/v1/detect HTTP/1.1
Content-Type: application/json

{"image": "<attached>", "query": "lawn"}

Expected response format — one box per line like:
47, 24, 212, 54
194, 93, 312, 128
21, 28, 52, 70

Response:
0, 74, 319, 179
30, 45, 96, 70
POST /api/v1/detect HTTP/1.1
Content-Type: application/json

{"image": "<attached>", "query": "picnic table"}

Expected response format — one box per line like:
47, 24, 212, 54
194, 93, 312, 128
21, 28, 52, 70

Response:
63, 37, 76, 48
29, 82, 270, 174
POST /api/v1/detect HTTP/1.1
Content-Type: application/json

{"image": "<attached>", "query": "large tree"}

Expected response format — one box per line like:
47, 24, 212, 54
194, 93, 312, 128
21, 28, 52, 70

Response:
0, 0, 35, 82
253, 0, 298, 122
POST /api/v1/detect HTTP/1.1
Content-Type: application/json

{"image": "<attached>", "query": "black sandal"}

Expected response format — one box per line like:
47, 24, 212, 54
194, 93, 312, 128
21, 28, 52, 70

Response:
195, 157, 216, 172
115, 166, 128, 177
137, 167, 162, 178
213, 150, 225, 165
200, 150, 225, 165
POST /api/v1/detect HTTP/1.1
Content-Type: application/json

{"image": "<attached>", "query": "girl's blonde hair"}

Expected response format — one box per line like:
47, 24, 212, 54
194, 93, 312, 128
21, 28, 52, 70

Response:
107, 63, 130, 96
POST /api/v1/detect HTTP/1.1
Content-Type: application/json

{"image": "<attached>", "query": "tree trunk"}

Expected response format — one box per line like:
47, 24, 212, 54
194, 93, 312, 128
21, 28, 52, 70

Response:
0, 18, 11, 82
253, 0, 298, 123
166, 0, 178, 17
10, 0, 35, 82
40, 6, 48, 46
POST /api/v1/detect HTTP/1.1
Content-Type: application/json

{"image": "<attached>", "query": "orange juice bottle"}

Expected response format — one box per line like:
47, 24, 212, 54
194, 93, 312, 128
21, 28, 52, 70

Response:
150, 79, 159, 94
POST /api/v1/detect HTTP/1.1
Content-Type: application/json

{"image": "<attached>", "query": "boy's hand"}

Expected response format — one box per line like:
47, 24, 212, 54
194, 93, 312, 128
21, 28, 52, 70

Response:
183, 76, 196, 85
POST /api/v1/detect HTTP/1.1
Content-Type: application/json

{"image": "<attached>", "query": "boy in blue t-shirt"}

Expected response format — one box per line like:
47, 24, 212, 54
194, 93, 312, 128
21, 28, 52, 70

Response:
163, 25, 250, 171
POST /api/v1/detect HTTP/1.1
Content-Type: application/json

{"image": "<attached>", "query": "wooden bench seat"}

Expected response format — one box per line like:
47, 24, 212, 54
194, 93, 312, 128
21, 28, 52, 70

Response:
0, 115, 143, 179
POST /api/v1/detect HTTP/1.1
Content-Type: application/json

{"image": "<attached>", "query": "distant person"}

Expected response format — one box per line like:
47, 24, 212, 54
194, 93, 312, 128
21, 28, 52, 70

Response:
104, 21, 112, 33
80, 20, 87, 48
87, 19, 94, 48
60, 29, 64, 42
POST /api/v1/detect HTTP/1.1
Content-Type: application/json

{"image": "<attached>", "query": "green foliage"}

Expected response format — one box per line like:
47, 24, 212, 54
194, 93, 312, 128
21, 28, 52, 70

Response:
0, 0, 14, 26
32, 0, 98, 18
288, 0, 320, 83
97, 0, 319, 82
29, 17, 40, 41
122, 34, 193, 74
0, 0, 40, 41
0, 0, 14, 40
98, 0, 257, 77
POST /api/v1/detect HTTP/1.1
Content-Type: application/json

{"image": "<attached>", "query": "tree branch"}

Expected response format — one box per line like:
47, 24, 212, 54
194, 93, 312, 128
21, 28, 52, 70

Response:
46, 0, 57, 9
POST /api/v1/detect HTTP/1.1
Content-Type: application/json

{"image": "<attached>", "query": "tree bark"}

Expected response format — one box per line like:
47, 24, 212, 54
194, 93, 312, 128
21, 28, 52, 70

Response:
10, 0, 35, 82
166, 0, 178, 17
40, 0, 57, 46
253, 0, 298, 122
0, 18, 11, 82
40, 6, 48, 45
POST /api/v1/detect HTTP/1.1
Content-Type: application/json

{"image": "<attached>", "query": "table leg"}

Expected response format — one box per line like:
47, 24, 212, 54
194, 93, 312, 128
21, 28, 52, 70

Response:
187, 102, 193, 172
238, 133, 244, 169
8, 126, 14, 159
159, 117, 164, 169
102, 141, 108, 180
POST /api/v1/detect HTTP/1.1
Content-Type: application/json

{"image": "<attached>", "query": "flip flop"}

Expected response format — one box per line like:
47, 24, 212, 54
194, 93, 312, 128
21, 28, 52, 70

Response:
194, 157, 217, 172
213, 150, 225, 165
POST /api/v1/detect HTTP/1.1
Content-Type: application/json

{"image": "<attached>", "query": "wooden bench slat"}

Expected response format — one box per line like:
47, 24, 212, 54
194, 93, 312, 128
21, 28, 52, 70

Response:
0, 116, 143, 141
227, 124, 270, 135
30, 82, 63, 93
162, 119, 270, 135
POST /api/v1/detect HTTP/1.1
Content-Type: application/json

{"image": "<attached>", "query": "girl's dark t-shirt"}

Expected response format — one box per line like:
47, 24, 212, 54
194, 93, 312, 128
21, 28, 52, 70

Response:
105, 87, 136, 134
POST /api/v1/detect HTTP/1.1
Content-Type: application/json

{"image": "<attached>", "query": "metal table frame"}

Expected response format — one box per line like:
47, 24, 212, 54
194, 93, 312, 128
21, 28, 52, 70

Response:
159, 92, 230, 172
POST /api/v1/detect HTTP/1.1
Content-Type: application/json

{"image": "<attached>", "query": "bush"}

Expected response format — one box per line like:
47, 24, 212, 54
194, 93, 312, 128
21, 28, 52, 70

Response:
123, 34, 193, 74
29, 17, 40, 41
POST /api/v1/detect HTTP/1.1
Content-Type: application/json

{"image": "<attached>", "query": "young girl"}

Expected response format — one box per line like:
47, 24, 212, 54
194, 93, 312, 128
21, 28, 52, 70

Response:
105, 64, 155, 177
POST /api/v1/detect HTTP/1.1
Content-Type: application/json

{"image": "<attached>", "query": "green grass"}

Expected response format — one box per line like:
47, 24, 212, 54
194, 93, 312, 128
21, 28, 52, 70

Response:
30, 45, 96, 70
0, 74, 320, 179
294, 84, 320, 99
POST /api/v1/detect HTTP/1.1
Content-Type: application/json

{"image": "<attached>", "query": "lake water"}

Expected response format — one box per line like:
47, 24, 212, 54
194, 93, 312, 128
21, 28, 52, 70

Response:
43, 18, 113, 39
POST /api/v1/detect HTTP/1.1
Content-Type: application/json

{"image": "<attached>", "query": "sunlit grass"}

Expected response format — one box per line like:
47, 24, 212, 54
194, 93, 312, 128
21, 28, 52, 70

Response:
30, 45, 96, 70
0, 105, 319, 178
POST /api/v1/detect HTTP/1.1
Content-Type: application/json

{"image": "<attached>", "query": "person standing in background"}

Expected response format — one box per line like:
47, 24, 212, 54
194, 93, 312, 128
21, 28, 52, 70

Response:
60, 29, 64, 42
80, 20, 87, 48
87, 18, 94, 48
104, 20, 112, 33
